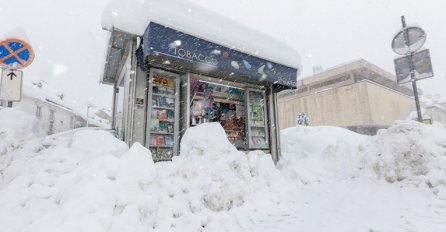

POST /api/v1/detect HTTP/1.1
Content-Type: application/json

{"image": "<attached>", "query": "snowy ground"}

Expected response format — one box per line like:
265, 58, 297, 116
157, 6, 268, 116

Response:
1, 107, 445, 232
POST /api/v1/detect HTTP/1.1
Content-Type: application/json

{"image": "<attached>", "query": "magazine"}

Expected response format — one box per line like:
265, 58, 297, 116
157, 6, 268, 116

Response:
166, 98, 175, 108
158, 110, 167, 121
151, 119, 159, 132
165, 135, 174, 146
159, 122, 167, 133
167, 110, 174, 121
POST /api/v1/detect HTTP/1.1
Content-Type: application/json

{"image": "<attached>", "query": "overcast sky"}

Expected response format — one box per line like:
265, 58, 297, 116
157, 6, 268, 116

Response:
1, 0, 445, 108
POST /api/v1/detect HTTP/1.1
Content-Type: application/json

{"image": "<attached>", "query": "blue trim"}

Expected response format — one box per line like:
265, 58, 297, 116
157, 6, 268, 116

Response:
141, 22, 297, 89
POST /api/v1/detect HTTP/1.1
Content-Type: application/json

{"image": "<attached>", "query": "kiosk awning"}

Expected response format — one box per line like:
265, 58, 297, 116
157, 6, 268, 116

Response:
140, 23, 298, 90
101, 29, 133, 85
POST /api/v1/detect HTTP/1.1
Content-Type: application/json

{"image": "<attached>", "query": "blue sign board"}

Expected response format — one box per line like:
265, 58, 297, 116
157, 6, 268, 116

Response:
141, 22, 297, 89
0, 38, 34, 69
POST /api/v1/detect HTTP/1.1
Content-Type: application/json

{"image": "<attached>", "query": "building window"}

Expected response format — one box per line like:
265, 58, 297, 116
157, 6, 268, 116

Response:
49, 110, 55, 134
70, 116, 75, 129
36, 106, 42, 118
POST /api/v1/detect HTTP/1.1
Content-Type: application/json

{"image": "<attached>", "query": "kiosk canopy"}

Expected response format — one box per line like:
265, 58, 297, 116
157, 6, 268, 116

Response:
141, 23, 298, 90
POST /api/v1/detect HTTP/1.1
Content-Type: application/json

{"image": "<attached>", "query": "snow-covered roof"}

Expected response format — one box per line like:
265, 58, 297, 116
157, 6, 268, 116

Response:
101, 0, 301, 70
22, 82, 111, 127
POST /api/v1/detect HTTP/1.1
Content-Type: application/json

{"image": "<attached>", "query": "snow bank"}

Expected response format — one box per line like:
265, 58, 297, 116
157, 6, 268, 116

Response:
150, 122, 290, 230
279, 125, 369, 183
0, 118, 288, 231
365, 121, 446, 199
280, 121, 446, 199
0, 107, 45, 156
101, 0, 301, 70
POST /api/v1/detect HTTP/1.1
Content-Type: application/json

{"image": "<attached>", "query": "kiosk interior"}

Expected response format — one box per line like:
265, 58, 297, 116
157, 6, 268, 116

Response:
102, 22, 300, 162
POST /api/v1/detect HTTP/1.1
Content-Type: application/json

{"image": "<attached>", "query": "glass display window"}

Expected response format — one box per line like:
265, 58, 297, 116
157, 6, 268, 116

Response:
146, 70, 180, 161
246, 89, 269, 149
189, 78, 248, 149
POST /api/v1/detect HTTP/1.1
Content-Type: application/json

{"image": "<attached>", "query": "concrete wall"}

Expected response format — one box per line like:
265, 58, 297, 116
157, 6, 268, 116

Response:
365, 81, 415, 125
278, 82, 371, 129
278, 81, 415, 130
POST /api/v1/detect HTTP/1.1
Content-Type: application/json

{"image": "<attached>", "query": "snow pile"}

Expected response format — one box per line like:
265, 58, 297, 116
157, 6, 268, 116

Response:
142, 123, 289, 230
365, 121, 446, 199
0, 107, 45, 156
0, 115, 287, 231
279, 125, 369, 183
280, 121, 446, 199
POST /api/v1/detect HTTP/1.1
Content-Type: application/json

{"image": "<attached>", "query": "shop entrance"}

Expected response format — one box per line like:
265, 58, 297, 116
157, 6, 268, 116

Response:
188, 76, 269, 150
190, 78, 247, 148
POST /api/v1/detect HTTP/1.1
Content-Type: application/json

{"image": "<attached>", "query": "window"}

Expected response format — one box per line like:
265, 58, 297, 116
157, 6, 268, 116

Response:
114, 77, 126, 140
36, 106, 42, 118
49, 110, 55, 134
190, 78, 247, 148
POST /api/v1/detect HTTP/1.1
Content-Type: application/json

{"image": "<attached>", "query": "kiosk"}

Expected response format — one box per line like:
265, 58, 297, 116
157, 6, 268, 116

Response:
101, 5, 301, 162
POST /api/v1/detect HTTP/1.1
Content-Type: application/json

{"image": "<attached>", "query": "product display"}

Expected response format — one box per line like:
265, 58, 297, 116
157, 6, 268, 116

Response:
190, 79, 247, 148
147, 72, 178, 161
247, 90, 268, 149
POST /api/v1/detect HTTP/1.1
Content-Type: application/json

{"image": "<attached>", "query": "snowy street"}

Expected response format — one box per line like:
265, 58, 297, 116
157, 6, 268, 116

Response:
1, 107, 445, 232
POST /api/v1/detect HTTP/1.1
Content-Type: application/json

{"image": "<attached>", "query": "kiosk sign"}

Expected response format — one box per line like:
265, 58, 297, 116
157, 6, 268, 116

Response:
142, 23, 298, 89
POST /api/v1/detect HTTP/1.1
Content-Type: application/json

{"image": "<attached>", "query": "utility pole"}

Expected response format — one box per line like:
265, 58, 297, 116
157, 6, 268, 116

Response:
401, 16, 423, 122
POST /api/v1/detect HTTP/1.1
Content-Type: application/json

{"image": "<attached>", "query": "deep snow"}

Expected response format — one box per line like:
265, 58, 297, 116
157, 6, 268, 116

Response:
1, 107, 445, 231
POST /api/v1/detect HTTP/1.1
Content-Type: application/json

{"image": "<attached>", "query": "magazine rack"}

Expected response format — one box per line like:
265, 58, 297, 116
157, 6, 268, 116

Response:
246, 89, 269, 149
145, 69, 180, 161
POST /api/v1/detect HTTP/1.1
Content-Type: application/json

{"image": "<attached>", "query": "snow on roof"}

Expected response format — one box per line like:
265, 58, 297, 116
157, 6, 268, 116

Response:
101, 0, 301, 70
22, 82, 111, 127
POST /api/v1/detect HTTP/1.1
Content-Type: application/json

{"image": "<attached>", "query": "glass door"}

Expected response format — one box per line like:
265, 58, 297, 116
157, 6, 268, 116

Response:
246, 89, 269, 149
146, 69, 180, 161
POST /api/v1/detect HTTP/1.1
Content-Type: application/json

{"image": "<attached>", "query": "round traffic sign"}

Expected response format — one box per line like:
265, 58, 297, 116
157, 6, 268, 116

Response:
0, 38, 35, 69
391, 27, 426, 55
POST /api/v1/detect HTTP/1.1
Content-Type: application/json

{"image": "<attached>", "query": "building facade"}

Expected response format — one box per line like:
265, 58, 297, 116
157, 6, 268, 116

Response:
278, 59, 417, 134
0, 83, 88, 135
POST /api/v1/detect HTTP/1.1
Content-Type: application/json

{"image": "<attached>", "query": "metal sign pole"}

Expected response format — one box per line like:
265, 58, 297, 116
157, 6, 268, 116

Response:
401, 16, 423, 122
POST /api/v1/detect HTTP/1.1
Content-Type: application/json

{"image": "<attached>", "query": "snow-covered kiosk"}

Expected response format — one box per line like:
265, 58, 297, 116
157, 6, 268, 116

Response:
101, 0, 301, 162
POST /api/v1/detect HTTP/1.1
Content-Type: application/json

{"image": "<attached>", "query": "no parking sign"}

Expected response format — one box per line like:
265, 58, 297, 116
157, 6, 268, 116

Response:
0, 38, 34, 103
0, 38, 34, 69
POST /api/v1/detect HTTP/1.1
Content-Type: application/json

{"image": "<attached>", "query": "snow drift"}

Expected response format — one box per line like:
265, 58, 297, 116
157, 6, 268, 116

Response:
280, 121, 446, 199
1, 107, 446, 232
0, 109, 287, 231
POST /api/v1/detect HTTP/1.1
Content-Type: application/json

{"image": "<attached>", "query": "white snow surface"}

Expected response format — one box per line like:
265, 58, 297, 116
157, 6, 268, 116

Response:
101, 0, 301, 70
1, 108, 446, 231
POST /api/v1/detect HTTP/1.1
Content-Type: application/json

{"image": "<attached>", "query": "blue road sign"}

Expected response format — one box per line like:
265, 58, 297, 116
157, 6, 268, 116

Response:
0, 38, 34, 69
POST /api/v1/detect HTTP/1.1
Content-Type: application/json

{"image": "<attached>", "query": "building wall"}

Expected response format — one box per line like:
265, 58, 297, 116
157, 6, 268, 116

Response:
14, 95, 86, 135
425, 106, 446, 125
278, 81, 416, 130
365, 81, 415, 125
278, 82, 371, 129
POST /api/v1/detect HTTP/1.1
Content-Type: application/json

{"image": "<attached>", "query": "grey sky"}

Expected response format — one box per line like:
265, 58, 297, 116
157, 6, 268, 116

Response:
1, 0, 444, 108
